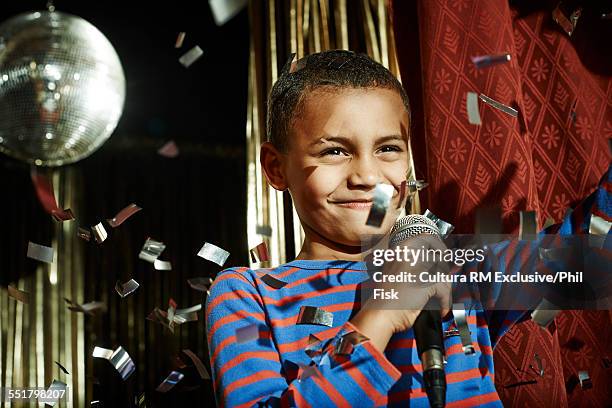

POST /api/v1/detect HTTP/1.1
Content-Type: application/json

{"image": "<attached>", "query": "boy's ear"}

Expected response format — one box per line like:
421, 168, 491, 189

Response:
260, 141, 288, 191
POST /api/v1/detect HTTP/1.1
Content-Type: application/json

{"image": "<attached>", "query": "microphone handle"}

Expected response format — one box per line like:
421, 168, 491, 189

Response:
413, 310, 446, 408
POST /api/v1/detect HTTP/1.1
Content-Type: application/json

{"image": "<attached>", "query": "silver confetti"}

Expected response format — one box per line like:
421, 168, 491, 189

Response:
534, 353, 544, 377
182, 349, 210, 380
115, 279, 140, 298
209, 0, 248, 25
452, 303, 475, 355
470, 53, 511, 69
91, 222, 108, 244
236, 323, 259, 343
256, 224, 272, 237
187, 277, 214, 292
153, 259, 172, 271
65, 298, 106, 315
366, 183, 394, 227
27, 241, 54, 263
92, 346, 135, 380
578, 370, 592, 389
479, 93, 518, 117
107, 203, 141, 228
305, 334, 323, 358
407, 179, 429, 193
179, 45, 203, 68
197, 242, 230, 266
260, 274, 287, 289
297, 306, 333, 327
77, 227, 92, 242
552, 4, 582, 36
298, 364, 318, 382
531, 298, 560, 328
139, 238, 166, 263
589, 214, 611, 235
589, 214, 611, 248
424, 209, 455, 239
466, 92, 482, 125
519, 211, 537, 241
335, 331, 369, 356
42, 379, 67, 406
156, 371, 184, 393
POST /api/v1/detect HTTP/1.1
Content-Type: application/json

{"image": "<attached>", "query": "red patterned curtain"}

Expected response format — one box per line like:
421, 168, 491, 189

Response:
391, 0, 611, 406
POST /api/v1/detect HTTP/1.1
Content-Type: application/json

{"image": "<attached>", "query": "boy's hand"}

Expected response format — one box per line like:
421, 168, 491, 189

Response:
351, 234, 452, 352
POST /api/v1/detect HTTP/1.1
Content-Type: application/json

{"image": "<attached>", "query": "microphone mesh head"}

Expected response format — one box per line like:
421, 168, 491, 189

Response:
389, 214, 440, 246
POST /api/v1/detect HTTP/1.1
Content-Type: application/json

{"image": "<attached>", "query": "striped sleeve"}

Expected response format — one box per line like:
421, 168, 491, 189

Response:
478, 163, 612, 345
205, 269, 402, 407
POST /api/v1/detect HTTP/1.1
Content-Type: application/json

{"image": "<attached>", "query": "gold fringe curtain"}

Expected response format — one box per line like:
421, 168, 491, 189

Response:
0, 168, 85, 408
246, 0, 420, 266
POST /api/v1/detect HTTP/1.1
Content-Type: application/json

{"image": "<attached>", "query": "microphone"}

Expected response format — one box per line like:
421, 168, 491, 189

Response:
389, 214, 447, 408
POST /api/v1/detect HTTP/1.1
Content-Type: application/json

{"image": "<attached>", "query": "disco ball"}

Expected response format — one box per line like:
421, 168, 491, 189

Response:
0, 11, 125, 166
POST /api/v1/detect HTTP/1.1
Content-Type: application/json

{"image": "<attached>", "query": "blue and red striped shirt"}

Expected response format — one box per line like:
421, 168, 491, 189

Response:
206, 164, 611, 407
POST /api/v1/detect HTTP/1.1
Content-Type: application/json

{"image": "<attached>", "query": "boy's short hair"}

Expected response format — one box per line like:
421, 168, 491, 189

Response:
266, 50, 411, 153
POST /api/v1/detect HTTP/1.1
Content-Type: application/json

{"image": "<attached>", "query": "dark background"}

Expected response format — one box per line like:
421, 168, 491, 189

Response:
0, 1, 250, 406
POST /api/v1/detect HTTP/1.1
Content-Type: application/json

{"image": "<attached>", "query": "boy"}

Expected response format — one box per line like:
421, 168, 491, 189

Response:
205, 50, 611, 407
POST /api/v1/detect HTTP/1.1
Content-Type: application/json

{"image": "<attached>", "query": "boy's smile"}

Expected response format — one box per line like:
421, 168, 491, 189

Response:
261, 87, 410, 260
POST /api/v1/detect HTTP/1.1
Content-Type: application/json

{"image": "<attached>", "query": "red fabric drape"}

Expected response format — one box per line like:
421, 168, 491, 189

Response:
391, 1, 611, 406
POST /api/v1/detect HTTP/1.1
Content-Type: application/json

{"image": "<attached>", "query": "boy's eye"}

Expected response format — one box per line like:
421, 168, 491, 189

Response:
321, 147, 348, 156
378, 145, 402, 153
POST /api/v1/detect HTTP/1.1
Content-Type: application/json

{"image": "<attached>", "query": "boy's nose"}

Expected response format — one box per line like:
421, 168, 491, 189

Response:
347, 158, 383, 188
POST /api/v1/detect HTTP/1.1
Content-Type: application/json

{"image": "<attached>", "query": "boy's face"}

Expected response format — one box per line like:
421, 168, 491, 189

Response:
269, 87, 410, 248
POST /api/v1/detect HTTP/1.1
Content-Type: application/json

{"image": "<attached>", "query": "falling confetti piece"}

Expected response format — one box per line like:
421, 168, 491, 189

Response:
479, 93, 518, 117
365, 183, 394, 227
297, 306, 333, 327
423, 209, 455, 239
27, 241, 54, 263
208, 0, 248, 25
158, 140, 180, 158
107, 203, 142, 228
256, 224, 272, 237
197, 242, 230, 266
531, 298, 560, 328
466, 92, 482, 125
236, 323, 259, 343
91, 222, 108, 244
7, 285, 29, 304
115, 279, 140, 298
154, 259, 172, 270
534, 353, 544, 377
250, 241, 269, 263
30, 168, 75, 222
43, 380, 67, 406
156, 371, 184, 392
552, 4, 582, 36
187, 277, 214, 292
470, 53, 511, 69
578, 370, 592, 389
55, 360, 70, 375
179, 45, 203, 68
92, 346, 135, 380
407, 179, 429, 193
175, 32, 186, 48
77, 227, 92, 242
139, 238, 166, 263
452, 303, 475, 355
65, 298, 106, 315
182, 349, 210, 380
260, 274, 287, 289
